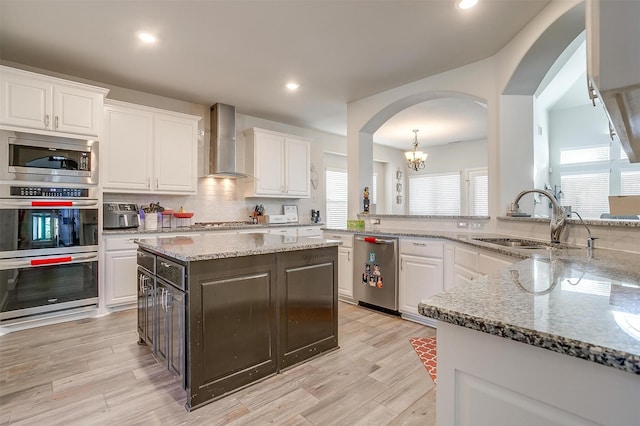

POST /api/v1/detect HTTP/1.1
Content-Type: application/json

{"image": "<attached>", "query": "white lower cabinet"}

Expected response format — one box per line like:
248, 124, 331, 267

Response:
399, 239, 444, 326
104, 236, 138, 307
323, 231, 354, 303
451, 243, 516, 289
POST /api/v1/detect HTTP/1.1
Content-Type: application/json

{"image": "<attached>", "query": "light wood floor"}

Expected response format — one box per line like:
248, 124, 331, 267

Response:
0, 302, 436, 425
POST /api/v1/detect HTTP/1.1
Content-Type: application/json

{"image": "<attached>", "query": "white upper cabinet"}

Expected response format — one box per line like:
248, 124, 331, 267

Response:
245, 127, 311, 198
103, 100, 200, 194
0, 65, 108, 138
586, 0, 640, 162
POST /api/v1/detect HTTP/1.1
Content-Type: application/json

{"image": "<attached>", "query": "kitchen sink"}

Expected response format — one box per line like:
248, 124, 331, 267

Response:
472, 237, 549, 249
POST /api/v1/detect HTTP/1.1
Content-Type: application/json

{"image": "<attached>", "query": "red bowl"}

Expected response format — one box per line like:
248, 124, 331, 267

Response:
173, 212, 194, 218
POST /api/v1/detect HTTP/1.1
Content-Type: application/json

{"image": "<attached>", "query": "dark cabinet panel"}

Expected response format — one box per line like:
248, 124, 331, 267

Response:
188, 254, 277, 410
278, 247, 338, 370
137, 266, 155, 350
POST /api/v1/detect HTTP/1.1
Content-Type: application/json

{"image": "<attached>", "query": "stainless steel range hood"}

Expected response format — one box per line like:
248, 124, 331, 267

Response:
202, 103, 247, 178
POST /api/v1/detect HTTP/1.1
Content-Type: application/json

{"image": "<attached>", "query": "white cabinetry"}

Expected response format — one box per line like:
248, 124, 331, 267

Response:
103, 100, 200, 194
323, 231, 354, 303
0, 65, 108, 137
436, 322, 638, 426
399, 239, 444, 326
297, 226, 322, 237
104, 235, 139, 307
452, 243, 516, 289
244, 127, 310, 198
586, 0, 640, 162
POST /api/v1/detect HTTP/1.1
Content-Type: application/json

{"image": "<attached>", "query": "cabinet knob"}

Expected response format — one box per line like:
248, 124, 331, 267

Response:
54, 116, 59, 129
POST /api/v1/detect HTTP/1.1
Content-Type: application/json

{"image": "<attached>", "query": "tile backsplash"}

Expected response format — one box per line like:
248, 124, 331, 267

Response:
103, 177, 319, 224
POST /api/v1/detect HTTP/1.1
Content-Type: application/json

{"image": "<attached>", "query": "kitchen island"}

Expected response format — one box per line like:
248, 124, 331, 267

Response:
135, 232, 339, 411
419, 247, 640, 425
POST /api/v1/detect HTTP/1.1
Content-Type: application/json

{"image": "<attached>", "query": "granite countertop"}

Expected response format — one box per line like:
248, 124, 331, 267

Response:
325, 226, 640, 375
103, 222, 324, 236
419, 246, 640, 375
135, 233, 340, 262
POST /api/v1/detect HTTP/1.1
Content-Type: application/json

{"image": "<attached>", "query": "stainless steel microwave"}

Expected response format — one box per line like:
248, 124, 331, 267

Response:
0, 130, 98, 184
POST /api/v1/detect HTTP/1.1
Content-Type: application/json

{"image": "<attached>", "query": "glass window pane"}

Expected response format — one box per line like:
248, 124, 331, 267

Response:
621, 171, 640, 195
325, 169, 348, 229
560, 172, 609, 218
409, 172, 460, 215
560, 146, 609, 165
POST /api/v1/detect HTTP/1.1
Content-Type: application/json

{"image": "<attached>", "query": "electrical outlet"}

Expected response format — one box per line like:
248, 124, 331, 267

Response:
457, 221, 468, 228
471, 222, 484, 230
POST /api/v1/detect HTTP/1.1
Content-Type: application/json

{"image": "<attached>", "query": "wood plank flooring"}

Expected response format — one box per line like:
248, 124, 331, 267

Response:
0, 303, 436, 425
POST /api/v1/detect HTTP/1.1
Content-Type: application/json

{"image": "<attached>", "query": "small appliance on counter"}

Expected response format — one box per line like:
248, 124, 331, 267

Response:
103, 202, 140, 229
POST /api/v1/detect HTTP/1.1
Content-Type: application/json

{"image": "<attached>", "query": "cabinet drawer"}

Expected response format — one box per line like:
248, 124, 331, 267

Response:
297, 226, 322, 237
455, 245, 478, 270
137, 250, 156, 273
400, 239, 443, 258
105, 236, 138, 251
156, 256, 186, 291
322, 232, 353, 248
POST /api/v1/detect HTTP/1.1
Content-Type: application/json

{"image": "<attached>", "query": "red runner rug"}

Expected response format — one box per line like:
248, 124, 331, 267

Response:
409, 337, 437, 384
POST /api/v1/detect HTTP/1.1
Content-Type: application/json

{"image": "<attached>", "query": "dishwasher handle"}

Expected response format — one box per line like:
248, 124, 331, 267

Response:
355, 236, 396, 245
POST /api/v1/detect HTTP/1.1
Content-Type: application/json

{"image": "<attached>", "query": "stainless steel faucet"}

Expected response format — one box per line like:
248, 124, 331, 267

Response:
572, 211, 598, 250
508, 189, 566, 243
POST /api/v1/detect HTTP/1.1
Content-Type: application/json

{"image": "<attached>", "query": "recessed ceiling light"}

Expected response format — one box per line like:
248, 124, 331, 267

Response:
137, 32, 157, 44
456, 0, 479, 10
286, 82, 300, 91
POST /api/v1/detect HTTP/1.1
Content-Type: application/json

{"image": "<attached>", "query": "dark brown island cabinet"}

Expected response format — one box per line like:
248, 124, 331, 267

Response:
135, 233, 339, 411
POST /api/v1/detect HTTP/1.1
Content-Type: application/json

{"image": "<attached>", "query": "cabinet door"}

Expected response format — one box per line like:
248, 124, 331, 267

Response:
137, 268, 155, 349
284, 137, 310, 197
168, 288, 185, 388
156, 283, 169, 363
105, 249, 138, 306
399, 254, 444, 316
53, 83, 102, 136
103, 105, 153, 190
0, 71, 51, 130
338, 246, 353, 301
477, 251, 515, 276
454, 265, 476, 288
154, 113, 198, 193
254, 132, 285, 195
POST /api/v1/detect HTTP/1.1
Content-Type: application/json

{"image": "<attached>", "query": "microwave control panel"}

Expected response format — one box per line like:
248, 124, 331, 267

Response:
9, 186, 89, 198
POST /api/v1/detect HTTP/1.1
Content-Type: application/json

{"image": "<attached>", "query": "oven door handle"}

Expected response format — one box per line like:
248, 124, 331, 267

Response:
0, 252, 99, 269
0, 199, 99, 208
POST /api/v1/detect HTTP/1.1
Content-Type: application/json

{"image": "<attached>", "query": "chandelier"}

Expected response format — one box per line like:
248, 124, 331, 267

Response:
405, 129, 428, 171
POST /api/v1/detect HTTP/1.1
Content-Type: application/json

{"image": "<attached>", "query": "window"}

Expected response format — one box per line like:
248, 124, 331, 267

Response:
560, 146, 609, 164
325, 168, 348, 229
468, 169, 488, 216
409, 172, 461, 215
621, 171, 640, 195
560, 172, 610, 218
372, 173, 377, 205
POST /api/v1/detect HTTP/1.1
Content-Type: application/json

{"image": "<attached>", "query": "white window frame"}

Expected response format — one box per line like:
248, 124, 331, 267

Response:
466, 168, 488, 216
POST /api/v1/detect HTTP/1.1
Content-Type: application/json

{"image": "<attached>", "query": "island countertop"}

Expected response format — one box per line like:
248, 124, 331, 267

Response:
418, 246, 640, 375
134, 232, 340, 262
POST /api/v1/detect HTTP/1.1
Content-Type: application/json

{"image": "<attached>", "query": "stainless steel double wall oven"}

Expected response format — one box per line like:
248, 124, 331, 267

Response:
0, 130, 99, 322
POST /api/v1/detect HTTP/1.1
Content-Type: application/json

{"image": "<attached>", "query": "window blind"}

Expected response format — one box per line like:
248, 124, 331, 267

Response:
560, 146, 609, 165
409, 172, 461, 215
468, 169, 488, 216
560, 172, 609, 218
621, 170, 640, 195
325, 169, 348, 229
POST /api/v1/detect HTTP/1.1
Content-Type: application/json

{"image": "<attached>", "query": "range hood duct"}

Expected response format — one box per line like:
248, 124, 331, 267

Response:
205, 103, 247, 178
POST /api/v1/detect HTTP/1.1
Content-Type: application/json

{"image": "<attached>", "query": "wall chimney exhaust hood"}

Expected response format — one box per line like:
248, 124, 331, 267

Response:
202, 103, 247, 178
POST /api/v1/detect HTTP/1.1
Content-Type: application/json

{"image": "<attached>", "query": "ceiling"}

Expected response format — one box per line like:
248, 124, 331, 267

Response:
0, 0, 552, 149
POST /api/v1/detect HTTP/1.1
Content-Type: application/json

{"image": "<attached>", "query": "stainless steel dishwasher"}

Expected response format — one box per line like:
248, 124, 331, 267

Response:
353, 235, 398, 312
